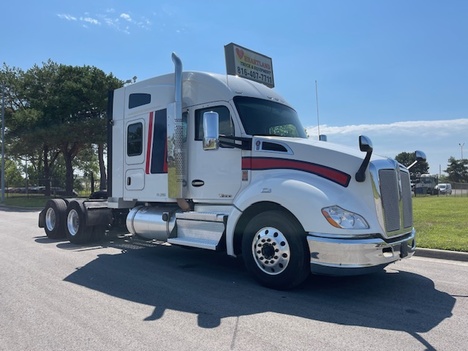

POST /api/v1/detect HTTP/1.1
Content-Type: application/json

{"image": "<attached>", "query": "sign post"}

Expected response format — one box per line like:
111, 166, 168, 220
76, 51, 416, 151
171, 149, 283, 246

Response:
224, 43, 274, 88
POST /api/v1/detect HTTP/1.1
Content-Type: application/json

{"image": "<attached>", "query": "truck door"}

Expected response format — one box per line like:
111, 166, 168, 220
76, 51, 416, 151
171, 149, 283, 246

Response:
125, 118, 146, 192
187, 104, 243, 202
123, 109, 170, 202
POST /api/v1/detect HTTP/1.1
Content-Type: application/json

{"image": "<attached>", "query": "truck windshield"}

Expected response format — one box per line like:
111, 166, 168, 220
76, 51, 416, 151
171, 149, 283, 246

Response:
234, 96, 307, 138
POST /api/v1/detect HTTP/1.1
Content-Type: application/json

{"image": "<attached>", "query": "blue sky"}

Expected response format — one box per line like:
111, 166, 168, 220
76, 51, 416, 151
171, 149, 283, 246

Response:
2, 0, 467, 174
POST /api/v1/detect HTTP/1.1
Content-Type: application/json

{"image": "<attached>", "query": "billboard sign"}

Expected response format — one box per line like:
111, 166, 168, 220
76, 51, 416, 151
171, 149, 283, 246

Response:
224, 43, 274, 88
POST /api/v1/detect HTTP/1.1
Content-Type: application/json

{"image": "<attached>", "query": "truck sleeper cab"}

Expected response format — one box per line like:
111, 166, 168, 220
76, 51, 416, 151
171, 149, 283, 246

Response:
39, 53, 421, 290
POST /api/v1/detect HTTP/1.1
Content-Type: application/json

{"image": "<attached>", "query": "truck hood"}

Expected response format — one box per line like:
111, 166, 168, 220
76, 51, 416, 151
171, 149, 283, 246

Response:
246, 136, 386, 187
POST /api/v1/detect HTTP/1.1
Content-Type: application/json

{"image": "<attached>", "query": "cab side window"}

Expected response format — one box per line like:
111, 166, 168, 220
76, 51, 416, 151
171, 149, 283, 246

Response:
195, 106, 234, 141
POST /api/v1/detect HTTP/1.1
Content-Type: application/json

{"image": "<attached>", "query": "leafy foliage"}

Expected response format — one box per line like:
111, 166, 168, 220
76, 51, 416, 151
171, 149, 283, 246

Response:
445, 157, 468, 183
395, 151, 429, 176
1, 61, 122, 195
3, 159, 23, 187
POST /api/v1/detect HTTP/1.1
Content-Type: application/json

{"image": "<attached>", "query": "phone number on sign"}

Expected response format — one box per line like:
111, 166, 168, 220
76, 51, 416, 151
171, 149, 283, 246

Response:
237, 67, 273, 85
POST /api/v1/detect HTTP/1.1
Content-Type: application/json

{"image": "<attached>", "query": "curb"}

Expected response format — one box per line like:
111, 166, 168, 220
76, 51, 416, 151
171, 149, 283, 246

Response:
414, 248, 468, 262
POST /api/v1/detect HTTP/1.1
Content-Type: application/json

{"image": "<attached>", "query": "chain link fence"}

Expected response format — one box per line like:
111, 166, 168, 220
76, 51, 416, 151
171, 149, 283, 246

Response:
451, 183, 468, 197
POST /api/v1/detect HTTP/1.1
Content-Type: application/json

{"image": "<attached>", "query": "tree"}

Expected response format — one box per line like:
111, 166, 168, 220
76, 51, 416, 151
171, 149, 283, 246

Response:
2, 61, 122, 196
445, 157, 468, 183
52, 65, 122, 195
3, 61, 63, 196
395, 151, 429, 176
4, 158, 24, 188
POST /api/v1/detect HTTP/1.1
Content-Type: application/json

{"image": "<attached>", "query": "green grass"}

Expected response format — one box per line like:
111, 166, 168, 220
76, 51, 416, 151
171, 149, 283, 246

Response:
2, 195, 50, 208
413, 196, 468, 252
1, 193, 85, 208
2, 193, 467, 252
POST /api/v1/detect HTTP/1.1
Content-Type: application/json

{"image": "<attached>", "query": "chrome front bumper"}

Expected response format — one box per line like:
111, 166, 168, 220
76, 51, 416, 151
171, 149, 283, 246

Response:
307, 228, 416, 276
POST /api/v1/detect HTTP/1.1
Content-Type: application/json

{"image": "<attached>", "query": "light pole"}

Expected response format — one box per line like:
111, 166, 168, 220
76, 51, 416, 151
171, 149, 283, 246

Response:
1, 82, 5, 203
460, 143, 465, 160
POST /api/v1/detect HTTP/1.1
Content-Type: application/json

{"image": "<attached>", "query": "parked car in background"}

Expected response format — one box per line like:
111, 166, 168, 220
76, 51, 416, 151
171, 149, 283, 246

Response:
435, 183, 452, 195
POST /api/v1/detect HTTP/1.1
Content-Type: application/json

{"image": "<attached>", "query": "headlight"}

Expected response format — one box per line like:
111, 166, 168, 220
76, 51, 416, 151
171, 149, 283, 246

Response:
321, 206, 369, 229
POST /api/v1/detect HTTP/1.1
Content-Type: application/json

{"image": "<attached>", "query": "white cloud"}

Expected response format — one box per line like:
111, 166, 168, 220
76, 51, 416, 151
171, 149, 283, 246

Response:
57, 14, 77, 21
309, 119, 468, 138
57, 9, 151, 34
80, 17, 100, 26
306, 119, 468, 174
120, 13, 132, 22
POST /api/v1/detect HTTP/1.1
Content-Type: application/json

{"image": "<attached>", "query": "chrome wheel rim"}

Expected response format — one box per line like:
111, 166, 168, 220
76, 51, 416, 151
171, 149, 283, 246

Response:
67, 209, 80, 236
251, 226, 290, 275
45, 208, 56, 232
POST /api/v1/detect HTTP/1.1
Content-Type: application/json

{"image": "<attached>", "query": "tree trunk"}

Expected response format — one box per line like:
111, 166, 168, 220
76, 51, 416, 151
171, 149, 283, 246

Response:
98, 143, 107, 190
43, 145, 51, 197
63, 142, 81, 197
42, 145, 60, 197
64, 152, 74, 197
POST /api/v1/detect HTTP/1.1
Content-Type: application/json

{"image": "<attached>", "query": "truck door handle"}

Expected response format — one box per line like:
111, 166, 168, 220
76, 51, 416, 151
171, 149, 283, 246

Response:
127, 177, 131, 186
192, 179, 205, 187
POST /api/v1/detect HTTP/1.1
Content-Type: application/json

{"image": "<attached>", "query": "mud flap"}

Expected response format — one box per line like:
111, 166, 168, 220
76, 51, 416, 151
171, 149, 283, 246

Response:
38, 209, 45, 228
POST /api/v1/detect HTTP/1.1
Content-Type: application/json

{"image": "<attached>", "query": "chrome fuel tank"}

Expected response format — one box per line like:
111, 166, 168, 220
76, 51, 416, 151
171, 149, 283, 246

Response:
126, 206, 177, 240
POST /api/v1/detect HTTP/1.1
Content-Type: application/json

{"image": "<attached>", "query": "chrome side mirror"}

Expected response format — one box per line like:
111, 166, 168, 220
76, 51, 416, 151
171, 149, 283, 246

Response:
359, 135, 373, 153
415, 150, 426, 162
407, 150, 427, 170
203, 111, 219, 150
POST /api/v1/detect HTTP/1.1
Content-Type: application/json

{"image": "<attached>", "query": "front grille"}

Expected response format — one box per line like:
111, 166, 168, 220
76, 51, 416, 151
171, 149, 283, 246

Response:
378, 167, 413, 237
400, 170, 413, 228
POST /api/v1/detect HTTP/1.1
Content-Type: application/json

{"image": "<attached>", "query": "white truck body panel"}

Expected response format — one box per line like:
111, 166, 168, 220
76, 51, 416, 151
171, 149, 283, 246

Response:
38, 54, 417, 289
106, 67, 416, 282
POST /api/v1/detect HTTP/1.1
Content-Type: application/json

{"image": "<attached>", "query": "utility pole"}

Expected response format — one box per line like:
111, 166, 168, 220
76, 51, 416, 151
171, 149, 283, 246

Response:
315, 80, 327, 141
315, 80, 320, 139
459, 142, 465, 160
1, 82, 5, 203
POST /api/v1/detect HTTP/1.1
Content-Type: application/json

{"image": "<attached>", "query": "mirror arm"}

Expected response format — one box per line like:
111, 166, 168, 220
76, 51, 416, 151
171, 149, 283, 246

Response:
355, 151, 372, 182
355, 135, 373, 183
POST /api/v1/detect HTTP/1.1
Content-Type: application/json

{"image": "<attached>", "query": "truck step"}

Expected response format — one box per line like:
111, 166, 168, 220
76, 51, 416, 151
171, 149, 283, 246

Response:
171, 211, 226, 250
175, 211, 225, 222
167, 237, 219, 250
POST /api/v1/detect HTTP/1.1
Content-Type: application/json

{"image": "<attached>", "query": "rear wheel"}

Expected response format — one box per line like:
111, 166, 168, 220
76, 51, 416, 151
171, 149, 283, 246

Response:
66, 201, 93, 244
44, 199, 67, 239
242, 210, 310, 290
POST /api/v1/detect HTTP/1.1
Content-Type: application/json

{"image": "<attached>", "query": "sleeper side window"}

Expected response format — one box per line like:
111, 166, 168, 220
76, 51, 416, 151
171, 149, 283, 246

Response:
127, 122, 143, 156
129, 93, 151, 109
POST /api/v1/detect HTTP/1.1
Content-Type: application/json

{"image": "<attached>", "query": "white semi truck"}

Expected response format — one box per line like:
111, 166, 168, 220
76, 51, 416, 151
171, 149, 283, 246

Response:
39, 53, 425, 289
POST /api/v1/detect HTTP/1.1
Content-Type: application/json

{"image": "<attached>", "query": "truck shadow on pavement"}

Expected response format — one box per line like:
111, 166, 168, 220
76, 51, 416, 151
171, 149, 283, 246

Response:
59, 235, 456, 344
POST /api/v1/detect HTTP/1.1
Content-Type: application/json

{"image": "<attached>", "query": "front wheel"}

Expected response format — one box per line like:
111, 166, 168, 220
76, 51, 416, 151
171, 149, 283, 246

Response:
242, 210, 310, 290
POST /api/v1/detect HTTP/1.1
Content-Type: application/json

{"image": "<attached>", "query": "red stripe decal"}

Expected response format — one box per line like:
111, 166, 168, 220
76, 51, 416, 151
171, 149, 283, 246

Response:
242, 157, 351, 187
145, 112, 154, 174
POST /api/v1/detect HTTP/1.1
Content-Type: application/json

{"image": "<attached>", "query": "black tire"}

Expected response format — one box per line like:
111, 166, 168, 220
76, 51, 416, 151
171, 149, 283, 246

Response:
65, 201, 93, 244
242, 210, 310, 290
44, 199, 67, 239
